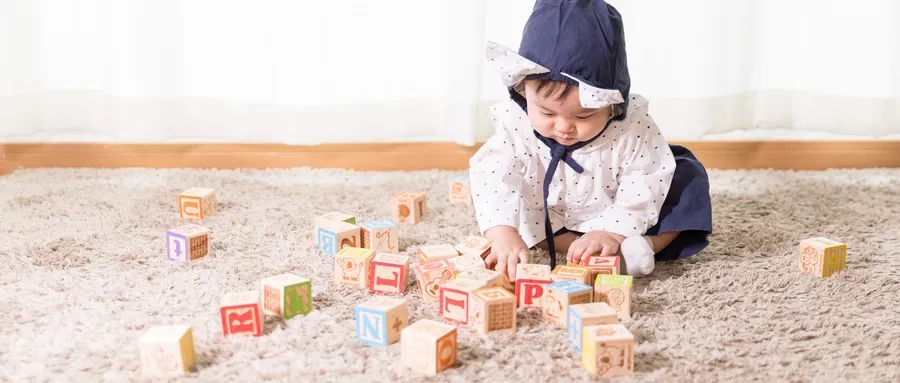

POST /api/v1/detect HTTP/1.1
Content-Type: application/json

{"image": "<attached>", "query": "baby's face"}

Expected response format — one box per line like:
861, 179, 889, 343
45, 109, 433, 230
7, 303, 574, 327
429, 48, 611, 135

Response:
523, 80, 611, 146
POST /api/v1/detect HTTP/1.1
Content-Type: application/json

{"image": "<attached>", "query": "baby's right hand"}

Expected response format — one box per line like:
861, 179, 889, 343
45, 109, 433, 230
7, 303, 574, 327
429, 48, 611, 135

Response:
483, 226, 530, 281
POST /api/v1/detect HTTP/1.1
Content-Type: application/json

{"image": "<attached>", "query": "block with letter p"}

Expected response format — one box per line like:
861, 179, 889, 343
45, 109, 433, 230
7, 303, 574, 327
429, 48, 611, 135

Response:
368, 253, 410, 294
514, 263, 551, 308
354, 296, 409, 347
220, 291, 263, 337
438, 278, 488, 324
261, 273, 312, 319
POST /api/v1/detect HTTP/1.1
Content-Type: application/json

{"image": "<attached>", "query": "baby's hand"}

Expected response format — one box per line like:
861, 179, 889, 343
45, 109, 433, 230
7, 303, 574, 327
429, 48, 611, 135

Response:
483, 226, 530, 281
567, 230, 624, 265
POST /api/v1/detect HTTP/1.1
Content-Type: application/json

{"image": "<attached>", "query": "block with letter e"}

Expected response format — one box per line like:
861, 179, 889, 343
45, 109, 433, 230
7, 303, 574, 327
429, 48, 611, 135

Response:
368, 253, 410, 294
220, 291, 263, 337
354, 296, 409, 347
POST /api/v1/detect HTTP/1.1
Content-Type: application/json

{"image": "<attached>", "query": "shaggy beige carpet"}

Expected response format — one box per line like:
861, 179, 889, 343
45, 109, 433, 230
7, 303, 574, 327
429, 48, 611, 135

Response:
1, 167, 899, 383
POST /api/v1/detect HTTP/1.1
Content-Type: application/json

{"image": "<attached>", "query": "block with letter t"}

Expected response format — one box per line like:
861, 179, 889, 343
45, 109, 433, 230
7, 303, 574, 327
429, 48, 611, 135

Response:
438, 278, 488, 324
260, 273, 312, 319
354, 296, 409, 347
219, 291, 263, 337
368, 253, 410, 294
165, 224, 210, 262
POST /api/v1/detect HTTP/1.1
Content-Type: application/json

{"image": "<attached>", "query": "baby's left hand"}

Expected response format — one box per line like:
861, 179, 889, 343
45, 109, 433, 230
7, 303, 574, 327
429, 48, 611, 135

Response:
567, 230, 625, 265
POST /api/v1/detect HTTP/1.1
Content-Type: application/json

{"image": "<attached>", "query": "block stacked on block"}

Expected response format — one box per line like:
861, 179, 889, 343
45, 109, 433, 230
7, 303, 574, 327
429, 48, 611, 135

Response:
515, 263, 552, 308
456, 268, 504, 288
417, 244, 459, 264
178, 187, 217, 220
542, 281, 593, 325
594, 274, 633, 320
355, 296, 409, 347
469, 287, 517, 334
414, 259, 456, 302
454, 235, 491, 259
314, 215, 361, 256
139, 325, 195, 376
166, 224, 210, 262
581, 324, 634, 377
334, 247, 375, 289
567, 302, 618, 351
392, 192, 427, 224
261, 273, 312, 319
369, 253, 410, 294
551, 265, 592, 285
359, 219, 399, 254
439, 278, 489, 324
571, 256, 620, 282
401, 319, 458, 375
220, 291, 263, 337
448, 175, 472, 204
798, 237, 847, 278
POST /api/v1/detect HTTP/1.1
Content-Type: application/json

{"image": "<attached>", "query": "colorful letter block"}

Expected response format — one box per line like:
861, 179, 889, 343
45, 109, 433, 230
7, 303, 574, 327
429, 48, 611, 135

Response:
454, 235, 491, 259
542, 281, 593, 326
359, 219, 399, 254
414, 260, 456, 303
178, 187, 216, 220
334, 247, 375, 288
165, 224, 210, 262
439, 278, 489, 324
581, 324, 635, 377
261, 273, 312, 319
448, 175, 472, 204
417, 244, 459, 264
392, 192, 427, 224
401, 319, 458, 375
567, 302, 619, 351
515, 263, 552, 308
369, 253, 410, 294
447, 253, 486, 273
572, 256, 620, 283
139, 325, 195, 376
220, 291, 263, 337
315, 211, 356, 225
798, 237, 847, 278
316, 220, 361, 256
594, 274, 633, 320
551, 265, 591, 285
469, 287, 517, 334
354, 296, 409, 347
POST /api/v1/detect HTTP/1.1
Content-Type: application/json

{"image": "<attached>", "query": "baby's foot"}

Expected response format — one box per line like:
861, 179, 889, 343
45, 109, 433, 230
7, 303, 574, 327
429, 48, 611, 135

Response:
620, 236, 655, 277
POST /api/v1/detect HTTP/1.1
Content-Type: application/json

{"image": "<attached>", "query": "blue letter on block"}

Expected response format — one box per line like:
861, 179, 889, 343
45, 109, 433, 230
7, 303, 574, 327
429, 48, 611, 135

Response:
355, 306, 387, 347
548, 280, 592, 294
317, 228, 337, 255
567, 306, 583, 351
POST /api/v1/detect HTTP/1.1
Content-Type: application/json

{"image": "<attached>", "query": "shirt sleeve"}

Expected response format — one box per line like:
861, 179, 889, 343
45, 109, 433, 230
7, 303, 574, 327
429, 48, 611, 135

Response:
468, 116, 526, 236
583, 112, 677, 237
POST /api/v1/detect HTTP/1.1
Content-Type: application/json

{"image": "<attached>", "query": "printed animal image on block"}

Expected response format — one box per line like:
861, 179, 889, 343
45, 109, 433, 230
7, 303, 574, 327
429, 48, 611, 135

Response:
542, 281, 593, 326
178, 187, 216, 220
334, 247, 375, 289
166, 224, 210, 262
515, 263, 552, 308
355, 296, 409, 347
448, 175, 472, 204
417, 244, 459, 264
392, 192, 427, 224
469, 287, 517, 334
315, 211, 357, 225
359, 219, 399, 254
369, 253, 410, 294
261, 273, 312, 319
220, 291, 263, 337
316, 220, 361, 256
551, 265, 592, 285
139, 325, 195, 376
798, 237, 847, 278
439, 278, 489, 324
594, 274, 633, 320
456, 268, 504, 288
414, 260, 456, 303
401, 319, 458, 376
567, 302, 618, 351
454, 235, 491, 259
448, 254, 486, 273
581, 324, 634, 377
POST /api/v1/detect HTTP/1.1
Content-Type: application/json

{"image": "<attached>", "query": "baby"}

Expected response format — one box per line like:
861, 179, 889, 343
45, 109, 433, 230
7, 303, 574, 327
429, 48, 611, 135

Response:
470, 0, 712, 280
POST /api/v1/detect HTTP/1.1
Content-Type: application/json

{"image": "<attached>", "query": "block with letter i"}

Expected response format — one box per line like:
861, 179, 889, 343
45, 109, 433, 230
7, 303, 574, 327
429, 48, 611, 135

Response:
594, 274, 633, 320
369, 253, 410, 294
448, 175, 471, 204
581, 324, 634, 377
469, 287, 516, 334
392, 192, 427, 224
567, 302, 618, 351
798, 237, 847, 278
220, 291, 263, 337
139, 325, 195, 376
316, 220, 361, 256
551, 265, 591, 285
359, 219, 399, 254
261, 273, 312, 319
354, 296, 409, 347
166, 224, 210, 262
514, 263, 552, 308
401, 319, 458, 376
178, 187, 216, 220
414, 259, 456, 303
439, 278, 488, 324
542, 280, 593, 326
417, 244, 459, 264
334, 247, 375, 289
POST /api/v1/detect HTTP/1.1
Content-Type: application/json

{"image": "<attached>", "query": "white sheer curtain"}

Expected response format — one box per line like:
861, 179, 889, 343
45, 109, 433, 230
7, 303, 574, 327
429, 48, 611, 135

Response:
1, 0, 899, 145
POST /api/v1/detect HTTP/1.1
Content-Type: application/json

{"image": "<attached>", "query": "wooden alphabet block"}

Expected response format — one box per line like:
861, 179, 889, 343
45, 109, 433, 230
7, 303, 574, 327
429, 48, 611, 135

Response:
354, 296, 409, 347
594, 274, 633, 320
551, 265, 591, 285
542, 280, 593, 325
448, 175, 472, 204
454, 235, 491, 259
261, 273, 312, 319
515, 263, 552, 308
455, 268, 504, 288
469, 287, 516, 334
447, 254, 486, 273
178, 187, 216, 220
401, 319, 458, 375
369, 253, 410, 294
334, 247, 375, 288
439, 278, 489, 324
571, 256, 620, 283
359, 219, 399, 254
798, 237, 847, 278
414, 260, 456, 302
567, 302, 619, 351
392, 192, 427, 224
316, 220, 361, 256
417, 244, 459, 264
581, 324, 634, 377
165, 224, 210, 262
315, 211, 356, 225
220, 291, 263, 337
139, 325, 195, 376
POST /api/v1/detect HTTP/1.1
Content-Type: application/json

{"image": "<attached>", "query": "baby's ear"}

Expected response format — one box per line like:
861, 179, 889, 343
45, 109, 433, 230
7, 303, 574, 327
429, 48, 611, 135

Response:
560, 72, 624, 109
485, 41, 550, 86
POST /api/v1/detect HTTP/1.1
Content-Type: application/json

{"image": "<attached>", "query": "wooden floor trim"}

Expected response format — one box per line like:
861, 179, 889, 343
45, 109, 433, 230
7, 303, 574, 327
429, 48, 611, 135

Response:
2, 140, 899, 173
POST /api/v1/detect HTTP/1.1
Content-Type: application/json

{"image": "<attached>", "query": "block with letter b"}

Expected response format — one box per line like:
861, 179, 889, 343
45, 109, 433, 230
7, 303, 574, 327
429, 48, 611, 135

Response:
594, 274, 633, 320
139, 325, 195, 376
439, 278, 488, 324
359, 219, 399, 254
316, 220, 361, 256
514, 263, 551, 308
392, 192, 427, 224
368, 253, 410, 294
178, 187, 216, 220
469, 287, 516, 334
798, 237, 847, 278
581, 324, 635, 377
354, 296, 409, 347
401, 319, 458, 376
261, 273, 312, 319
542, 280, 593, 326
567, 302, 618, 351
166, 224, 210, 262
220, 291, 263, 337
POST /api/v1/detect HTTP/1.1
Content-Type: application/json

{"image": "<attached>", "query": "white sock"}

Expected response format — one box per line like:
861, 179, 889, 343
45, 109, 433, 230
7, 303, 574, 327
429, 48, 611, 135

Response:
620, 236, 656, 277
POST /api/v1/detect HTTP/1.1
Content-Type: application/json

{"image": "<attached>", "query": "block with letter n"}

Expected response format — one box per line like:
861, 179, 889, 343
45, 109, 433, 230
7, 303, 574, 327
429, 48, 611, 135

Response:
567, 302, 618, 351
354, 296, 409, 347
438, 278, 488, 324
368, 253, 410, 294
260, 273, 312, 319
514, 263, 552, 308
219, 291, 263, 337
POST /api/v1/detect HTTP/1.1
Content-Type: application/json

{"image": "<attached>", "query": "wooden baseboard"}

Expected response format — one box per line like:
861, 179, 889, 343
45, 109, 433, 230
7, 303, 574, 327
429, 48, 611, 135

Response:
2, 140, 899, 174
